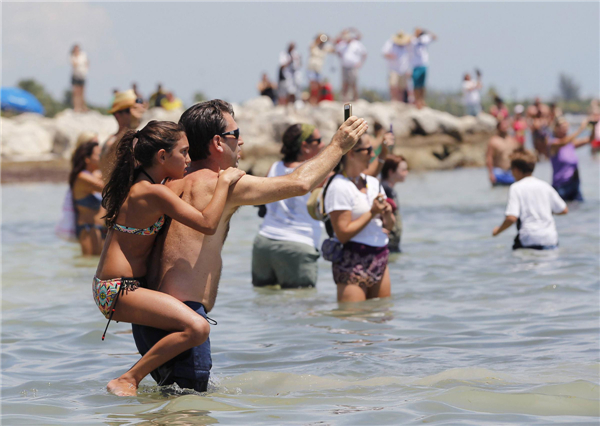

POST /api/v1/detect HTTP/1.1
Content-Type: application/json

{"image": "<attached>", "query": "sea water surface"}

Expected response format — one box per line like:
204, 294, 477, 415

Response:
2, 156, 599, 425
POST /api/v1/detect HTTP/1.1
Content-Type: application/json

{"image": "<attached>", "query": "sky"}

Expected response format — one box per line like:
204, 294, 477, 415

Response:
3, 1, 599, 108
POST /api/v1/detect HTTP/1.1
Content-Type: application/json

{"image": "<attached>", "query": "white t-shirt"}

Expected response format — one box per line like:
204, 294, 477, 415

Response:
505, 176, 567, 247
411, 34, 432, 68
71, 52, 89, 79
308, 43, 333, 72
381, 39, 411, 74
324, 174, 388, 247
336, 40, 367, 69
259, 161, 322, 248
462, 80, 481, 106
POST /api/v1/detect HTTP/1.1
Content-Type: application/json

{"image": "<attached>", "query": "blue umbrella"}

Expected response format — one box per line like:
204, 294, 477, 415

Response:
1, 87, 45, 114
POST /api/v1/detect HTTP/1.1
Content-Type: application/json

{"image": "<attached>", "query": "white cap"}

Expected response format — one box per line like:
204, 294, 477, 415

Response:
514, 104, 524, 114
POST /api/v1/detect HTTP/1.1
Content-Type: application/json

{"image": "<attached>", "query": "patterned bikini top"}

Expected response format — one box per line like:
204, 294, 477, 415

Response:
112, 215, 165, 236
111, 169, 165, 236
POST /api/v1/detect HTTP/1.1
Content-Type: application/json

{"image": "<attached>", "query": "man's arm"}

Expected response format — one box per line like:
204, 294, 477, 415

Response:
230, 117, 368, 207
492, 215, 517, 236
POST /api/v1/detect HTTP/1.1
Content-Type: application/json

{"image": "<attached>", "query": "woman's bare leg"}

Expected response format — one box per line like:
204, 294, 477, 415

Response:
106, 288, 210, 396
367, 266, 391, 299
79, 229, 103, 256
337, 283, 367, 303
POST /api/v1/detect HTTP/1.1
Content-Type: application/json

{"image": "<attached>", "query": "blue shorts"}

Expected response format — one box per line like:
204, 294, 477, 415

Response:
412, 66, 427, 89
132, 301, 212, 392
493, 168, 515, 186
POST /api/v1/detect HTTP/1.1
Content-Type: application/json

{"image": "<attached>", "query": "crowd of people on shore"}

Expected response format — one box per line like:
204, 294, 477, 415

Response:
258, 27, 436, 108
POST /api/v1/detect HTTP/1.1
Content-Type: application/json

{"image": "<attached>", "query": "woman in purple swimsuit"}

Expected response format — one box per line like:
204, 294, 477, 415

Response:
549, 117, 593, 201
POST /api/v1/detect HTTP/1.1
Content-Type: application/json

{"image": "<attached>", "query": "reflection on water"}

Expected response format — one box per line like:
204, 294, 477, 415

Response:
1, 156, 599, 424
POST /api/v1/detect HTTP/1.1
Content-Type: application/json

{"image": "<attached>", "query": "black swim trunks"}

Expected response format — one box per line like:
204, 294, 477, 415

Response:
132, 301, 212, 392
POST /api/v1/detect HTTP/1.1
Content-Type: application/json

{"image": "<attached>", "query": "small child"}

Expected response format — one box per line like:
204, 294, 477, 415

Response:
492, 149, 568, 250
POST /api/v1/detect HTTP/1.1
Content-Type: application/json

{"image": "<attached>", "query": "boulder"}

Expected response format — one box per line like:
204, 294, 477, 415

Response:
1, 117, 54, 159
53, 109, 117, 157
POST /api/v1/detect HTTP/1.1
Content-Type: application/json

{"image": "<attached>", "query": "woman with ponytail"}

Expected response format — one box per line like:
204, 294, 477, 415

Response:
93, 120, 245, 396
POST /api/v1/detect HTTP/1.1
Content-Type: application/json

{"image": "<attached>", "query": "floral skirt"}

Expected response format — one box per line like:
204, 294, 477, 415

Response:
332, 242, 389, 290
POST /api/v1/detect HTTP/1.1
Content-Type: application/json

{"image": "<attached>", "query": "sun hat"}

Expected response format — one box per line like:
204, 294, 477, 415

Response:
392, 31, 411, 46
109, 89, 137, 114
514, 104, 525, 115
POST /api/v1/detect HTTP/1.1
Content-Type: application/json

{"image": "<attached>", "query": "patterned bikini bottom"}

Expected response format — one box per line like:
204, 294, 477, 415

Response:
92, 276, 145, 340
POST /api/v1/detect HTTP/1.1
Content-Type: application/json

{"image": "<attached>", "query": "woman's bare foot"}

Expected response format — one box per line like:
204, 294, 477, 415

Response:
107, 377, 137, 396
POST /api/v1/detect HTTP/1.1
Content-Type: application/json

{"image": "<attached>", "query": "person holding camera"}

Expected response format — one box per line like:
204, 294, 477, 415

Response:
462, 70, 482, 116
324, 136, 395, 303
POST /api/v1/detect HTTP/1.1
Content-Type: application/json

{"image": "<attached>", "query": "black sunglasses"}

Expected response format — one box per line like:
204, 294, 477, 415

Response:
305, 137, 322, 144
354, 146, 373, 155
220, 128, 240, 139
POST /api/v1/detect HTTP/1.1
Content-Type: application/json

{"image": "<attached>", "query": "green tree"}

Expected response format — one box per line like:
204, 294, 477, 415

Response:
558, 73, 580, 101
17, 79, 65, 117
193, 91, 207, 104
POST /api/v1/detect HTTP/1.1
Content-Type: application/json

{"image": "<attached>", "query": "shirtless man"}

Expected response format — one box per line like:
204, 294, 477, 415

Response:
132, 99, 368, 392
527, 97, 551, 160
486, 118, 521, 186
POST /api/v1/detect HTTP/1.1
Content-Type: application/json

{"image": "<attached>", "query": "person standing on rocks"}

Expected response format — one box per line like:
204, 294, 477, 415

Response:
307, 34, 335, 105
335, 28, 367, 102
278, 42, 302, 106
382, 31, 412, 103
462, 71, 482, 116
70, 44, 89, 113
131, 100, 368, 392
100, 89, 147, 181
410, 28, 437, 109
486, 118, 521, 186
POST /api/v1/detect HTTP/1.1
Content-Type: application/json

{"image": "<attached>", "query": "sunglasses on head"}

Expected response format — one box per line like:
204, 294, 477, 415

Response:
354, 146, 373, 155
220, 128, 240, 139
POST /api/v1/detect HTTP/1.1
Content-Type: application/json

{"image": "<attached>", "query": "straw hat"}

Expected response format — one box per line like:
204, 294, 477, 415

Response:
109, 89, 137, 114
392, 31, 411, 46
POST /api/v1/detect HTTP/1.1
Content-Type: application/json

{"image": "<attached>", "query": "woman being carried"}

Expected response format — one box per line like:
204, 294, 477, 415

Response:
94, 120, 244, 396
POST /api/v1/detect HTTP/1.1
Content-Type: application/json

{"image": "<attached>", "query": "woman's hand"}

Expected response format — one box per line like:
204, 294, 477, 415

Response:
370, 195, 387, 215
219, 168, 246, 186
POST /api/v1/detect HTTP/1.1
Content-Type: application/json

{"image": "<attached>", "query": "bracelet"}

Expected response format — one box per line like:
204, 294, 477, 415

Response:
377, 158, 385, 164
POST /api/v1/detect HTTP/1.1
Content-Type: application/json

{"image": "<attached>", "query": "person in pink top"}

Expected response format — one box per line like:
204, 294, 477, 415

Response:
512, 104, 527, 145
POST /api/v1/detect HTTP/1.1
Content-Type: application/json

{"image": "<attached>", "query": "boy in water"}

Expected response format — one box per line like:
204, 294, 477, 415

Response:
492, 149, 568, 250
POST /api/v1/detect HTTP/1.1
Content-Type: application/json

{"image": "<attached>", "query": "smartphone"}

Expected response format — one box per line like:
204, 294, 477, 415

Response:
344, 103, 352, 121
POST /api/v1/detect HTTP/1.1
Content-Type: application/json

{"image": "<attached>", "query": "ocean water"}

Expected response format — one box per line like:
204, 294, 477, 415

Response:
2, 155, 599, 425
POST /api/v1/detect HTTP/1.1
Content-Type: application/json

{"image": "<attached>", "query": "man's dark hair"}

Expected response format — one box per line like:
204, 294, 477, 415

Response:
179, 99, 234, 161
510, 148, 537, 174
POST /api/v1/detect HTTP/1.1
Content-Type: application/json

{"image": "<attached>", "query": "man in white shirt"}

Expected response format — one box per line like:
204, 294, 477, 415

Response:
411, 28, 437, 108
462, 71, 482, 116
492, 149, 568, 250
382, 31, 412, 102
335, 28, 367, 102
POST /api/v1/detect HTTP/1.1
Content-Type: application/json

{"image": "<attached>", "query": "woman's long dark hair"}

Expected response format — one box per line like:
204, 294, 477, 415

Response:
69, 141, 98, 189
281, 124, 303, 163
102, 120, 184, 227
